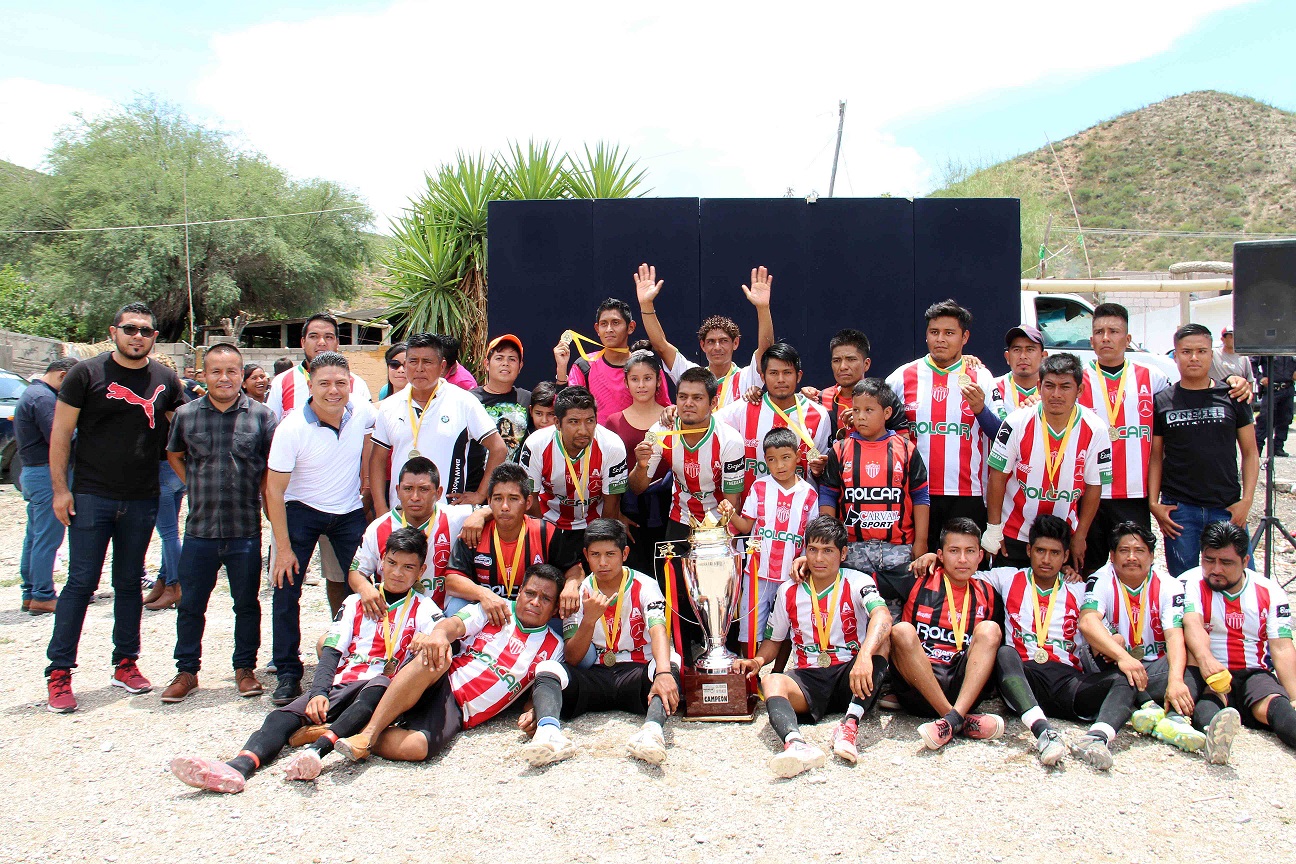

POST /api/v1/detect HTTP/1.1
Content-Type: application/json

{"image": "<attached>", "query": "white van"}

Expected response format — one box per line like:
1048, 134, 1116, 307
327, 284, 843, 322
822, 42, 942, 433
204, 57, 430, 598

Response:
1019, 291, 1180, 382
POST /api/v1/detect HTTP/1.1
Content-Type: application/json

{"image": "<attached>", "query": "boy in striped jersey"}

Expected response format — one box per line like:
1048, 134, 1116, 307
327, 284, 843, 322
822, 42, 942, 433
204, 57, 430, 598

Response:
332, 564, 567, 764
733, 517, 891, 776
1182, 522, 1296, 756
521, 519, 681, 766
170, 529, 438, 793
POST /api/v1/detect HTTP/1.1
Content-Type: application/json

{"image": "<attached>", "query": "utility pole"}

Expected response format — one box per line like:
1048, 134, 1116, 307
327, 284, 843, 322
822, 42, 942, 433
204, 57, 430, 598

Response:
828, 100, 846, 197
183, 165, 195, 347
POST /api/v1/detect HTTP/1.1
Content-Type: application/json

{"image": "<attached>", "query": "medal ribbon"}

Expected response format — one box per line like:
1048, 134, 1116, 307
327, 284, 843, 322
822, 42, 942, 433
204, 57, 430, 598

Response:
1029, 572, 1062, 655
561, 329, 629, 361
406, 382, 439, 449
556, 430, 591, 505
943, 573, 972, 652
393, 506, 435, 538
1117, 576, 1147, 652
923, 355, 965, 378
1009, 382, 1037, 409
806, 575, 843, 659
491, 525, 527, 597
1041, 405, 1079, 491
381, 589, 416, 666
1090, 360, 1128, 428
595, 567, 634, 658
715, 364, 739, 403
768, 395, 820, 456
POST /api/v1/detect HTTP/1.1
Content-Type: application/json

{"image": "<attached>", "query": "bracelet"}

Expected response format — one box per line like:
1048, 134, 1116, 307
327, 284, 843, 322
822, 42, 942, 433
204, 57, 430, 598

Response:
654, 671, 673, 678
642, 310, 657, 316
556, 377, 568, 385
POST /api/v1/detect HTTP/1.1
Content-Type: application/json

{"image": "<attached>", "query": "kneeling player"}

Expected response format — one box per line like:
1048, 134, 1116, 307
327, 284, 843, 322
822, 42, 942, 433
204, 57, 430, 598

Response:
332, 565, 565, 763
733, 516, 891, 777
890, 518, 1004, 750
519, 519, 681, 766
170, 529, 439, 793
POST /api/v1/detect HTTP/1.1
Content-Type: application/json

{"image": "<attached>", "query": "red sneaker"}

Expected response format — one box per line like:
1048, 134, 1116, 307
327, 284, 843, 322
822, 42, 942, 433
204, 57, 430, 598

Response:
47, 669, 77, 713
918, 717, 954, 750
960, 713, 1005, 740
111, 659, 152, 694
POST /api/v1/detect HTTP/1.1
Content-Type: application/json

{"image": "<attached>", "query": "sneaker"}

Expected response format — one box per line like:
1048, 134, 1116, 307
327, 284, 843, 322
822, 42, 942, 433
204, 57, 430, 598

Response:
877, 694, 901, 711
335, 733, 372, 763
918, 718, 954, 750
284, 750, 323, 781
1152, 714, 1206, 752
1035, 729, 1066, 767
768, 739, 826, 778
520, 724, 576, 767
46, 670, 77, 714
271, 676, 301, 707
265, 662, 277, 674
960, 713, 1004, 740
626, 725, 667, 765
111, 659, 152, 694
1131, 701, 1166, 735
1068, 733, 1114, 771
288, 724, 330, 748
170, 756, 246, 794
831, 718, 859, 764
1204, 707, 1241, 765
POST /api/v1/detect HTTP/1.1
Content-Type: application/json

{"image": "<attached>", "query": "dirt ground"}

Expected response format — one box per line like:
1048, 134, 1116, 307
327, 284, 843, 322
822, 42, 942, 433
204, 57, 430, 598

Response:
1, 465, 1295, 864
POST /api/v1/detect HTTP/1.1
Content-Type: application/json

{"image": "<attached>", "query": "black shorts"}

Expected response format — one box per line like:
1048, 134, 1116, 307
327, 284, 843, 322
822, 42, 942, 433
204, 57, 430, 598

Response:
550, 527, 587, 572
398, 675, 463, 761
786, 659, 881, 724
994, 536, 1031, 570
1021, 661, 1122, 723
277, 678, 384, 720
1195, 667, 1290, 728
891, 650, 989, 718
561, 661, 659, 720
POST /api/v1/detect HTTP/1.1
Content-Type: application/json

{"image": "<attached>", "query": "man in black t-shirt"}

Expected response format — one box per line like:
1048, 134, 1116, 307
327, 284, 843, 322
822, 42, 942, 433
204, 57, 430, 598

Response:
467, 335, 532, 489
1149, 323, 1259, 578
44, 302, 186, 713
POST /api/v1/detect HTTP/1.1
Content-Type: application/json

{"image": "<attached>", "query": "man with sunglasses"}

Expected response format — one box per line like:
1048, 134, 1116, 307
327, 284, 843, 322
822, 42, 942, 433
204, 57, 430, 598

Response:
44, 303, 187, 713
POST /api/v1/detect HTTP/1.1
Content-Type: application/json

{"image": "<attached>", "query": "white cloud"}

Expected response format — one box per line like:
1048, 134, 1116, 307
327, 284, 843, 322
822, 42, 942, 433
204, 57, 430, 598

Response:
0, 78, 113, 169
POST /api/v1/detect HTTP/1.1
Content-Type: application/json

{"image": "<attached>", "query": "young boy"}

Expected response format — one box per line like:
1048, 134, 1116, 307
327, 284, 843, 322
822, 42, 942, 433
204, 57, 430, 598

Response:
528, 381, 559, 435
725, 428, 819, 657
520, 519, 681, 766
554, 297, 671, 416
733, 516, 891, 776
819, 378, 929, 609
169, 529, 439, 792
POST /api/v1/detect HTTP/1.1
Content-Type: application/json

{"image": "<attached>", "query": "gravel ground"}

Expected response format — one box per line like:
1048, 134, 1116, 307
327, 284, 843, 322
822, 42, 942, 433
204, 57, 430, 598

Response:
1, 468, 1295, 864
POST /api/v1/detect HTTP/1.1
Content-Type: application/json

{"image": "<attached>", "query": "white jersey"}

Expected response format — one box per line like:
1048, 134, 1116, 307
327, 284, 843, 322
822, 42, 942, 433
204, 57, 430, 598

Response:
666, 350, 763, 410
981, 568, 1085, 669
739, 475, 819, 583
644, 418, 746, 524
987, 404, 1112, 542
350, 505, 473, 608
322, 592, 443, 686
449, 602, 565, 728
1182, 567, 1292, 670
887, 356, 997, 497
1081, 563, 1184, 662
991, 374, 1038, 418
1078, 360, 1170, 500
267, 360, 372, 420
519, 425, 629, 530
562, 569, 668, 665
715, 394, 831, 496
767, 569, 886, 669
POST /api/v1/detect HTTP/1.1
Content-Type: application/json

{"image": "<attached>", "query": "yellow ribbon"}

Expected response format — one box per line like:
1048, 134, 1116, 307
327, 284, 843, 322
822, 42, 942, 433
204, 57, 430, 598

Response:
392, 506, 434, 538
556, 430, 591, 505
491, 525, 527, 598
943, 573, 972, 652
1090, 360, 1129, 428
767, 395, 821, 459
1029, 573, 1062, 655
647, 422, 712, 447
1008, 381, 1037, 409
562, 329, 629, 362
1041, 405, 1079, 491
594, 567, 634, 658
381, 589, 416, 666
406, 381, 439, 451
1117, 576, 1147, 654
806, 575, 843, 658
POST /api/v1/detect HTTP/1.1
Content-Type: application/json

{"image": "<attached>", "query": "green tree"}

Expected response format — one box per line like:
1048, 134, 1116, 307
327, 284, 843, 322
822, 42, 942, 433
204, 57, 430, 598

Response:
0, 264, 79, 340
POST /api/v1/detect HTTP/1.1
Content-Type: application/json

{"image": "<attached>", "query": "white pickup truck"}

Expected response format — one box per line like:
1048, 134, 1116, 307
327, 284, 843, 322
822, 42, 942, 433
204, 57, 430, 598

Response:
1019, 291, 1180, 382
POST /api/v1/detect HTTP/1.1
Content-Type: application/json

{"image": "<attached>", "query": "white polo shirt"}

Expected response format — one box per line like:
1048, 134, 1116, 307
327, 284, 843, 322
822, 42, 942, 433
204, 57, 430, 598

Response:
268, 399, 376, 514
372, 381, 499, 504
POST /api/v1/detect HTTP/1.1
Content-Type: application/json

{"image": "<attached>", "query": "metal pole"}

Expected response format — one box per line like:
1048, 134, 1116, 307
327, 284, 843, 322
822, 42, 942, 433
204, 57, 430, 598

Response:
828, 100, 846, 197
183, 167, 195, 347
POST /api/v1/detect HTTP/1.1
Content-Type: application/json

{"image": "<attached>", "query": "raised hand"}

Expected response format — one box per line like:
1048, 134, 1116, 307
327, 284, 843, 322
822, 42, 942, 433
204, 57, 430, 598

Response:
741, 266, 772, 308
634, 263, 664, 308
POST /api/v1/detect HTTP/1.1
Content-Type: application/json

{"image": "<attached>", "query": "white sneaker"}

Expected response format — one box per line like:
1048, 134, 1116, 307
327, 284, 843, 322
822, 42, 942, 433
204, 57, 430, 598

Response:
768, 739, 826, 778
520, 724, 576, 767
626, 725, 667, 765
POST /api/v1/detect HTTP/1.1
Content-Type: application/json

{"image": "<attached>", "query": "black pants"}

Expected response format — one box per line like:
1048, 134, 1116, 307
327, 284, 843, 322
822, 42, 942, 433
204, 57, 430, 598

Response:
1083, 497, 1152, 575
1257, 384, 1294, 452
994, 536, 1031, 570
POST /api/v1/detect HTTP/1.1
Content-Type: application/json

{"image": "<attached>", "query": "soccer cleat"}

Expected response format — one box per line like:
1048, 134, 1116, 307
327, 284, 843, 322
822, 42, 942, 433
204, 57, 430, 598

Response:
1068, 733, 1114, 771
960, 713, 1004, 740
1152, 715, 1206, 753
1204, 708, 1241, 765
1035, 729, 1066, 767
831, 719, 860, 764
1130, 701, 1166, 735
46, 669, 77, 714
626, 725, 667, 765
768, 740, 827, 778
334, 733, 372, 763
918, 718, 955, 750
288, 725, 330, 748
170, 756, 246, 794
520, 724, 576, 767
284, 750, 323, 781
111, 659, 152, 694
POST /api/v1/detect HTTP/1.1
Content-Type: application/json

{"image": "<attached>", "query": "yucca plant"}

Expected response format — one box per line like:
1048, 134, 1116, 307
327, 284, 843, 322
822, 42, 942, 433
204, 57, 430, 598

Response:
565, 142, 650, 199
497, 139, 568, 201
380, 213, 476, 340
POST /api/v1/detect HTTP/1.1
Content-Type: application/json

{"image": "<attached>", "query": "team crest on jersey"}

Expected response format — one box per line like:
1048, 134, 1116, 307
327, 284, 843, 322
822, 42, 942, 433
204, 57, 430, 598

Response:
1226, 611, 1245, 630
932, 386, 949, 402
842, 460, 853, 473
775, 502, 792, 522
865, 462, 881, 479
684, 461, 701, 479
508, 635, 526, 655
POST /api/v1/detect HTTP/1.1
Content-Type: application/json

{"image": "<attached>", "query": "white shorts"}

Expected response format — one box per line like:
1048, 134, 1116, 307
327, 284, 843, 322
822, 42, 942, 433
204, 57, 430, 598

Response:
737, 578, 783, 643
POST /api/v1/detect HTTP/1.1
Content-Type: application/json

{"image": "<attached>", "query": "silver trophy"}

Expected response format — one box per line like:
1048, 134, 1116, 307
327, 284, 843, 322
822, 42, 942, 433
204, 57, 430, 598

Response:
682, 513, 745, 673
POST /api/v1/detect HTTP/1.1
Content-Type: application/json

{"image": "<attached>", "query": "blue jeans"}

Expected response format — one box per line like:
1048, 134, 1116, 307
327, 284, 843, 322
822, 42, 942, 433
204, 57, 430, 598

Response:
174, 535, 262, 673
46, 493, 159, 675
19, 465, 66, 602
1161, 495, 1243, 578
272, 502, 365, 679
154, 462, 186, 586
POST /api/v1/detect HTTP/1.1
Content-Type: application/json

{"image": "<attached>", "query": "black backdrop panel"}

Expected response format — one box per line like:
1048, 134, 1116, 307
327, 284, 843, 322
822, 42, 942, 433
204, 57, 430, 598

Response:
912, 198, 1021, 372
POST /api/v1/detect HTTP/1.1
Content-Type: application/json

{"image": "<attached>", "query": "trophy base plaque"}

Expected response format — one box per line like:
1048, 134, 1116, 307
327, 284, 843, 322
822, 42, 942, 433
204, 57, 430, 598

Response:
680, 668, 757, 722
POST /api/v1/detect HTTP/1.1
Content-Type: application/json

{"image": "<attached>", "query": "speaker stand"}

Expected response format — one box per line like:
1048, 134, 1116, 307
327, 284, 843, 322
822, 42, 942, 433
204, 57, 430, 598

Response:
1249, 357, 1296, 588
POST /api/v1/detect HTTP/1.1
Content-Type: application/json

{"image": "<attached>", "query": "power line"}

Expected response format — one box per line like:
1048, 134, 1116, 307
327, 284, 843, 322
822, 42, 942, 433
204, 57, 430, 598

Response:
0, 205, 367, 235
1080, 227, 1296, 239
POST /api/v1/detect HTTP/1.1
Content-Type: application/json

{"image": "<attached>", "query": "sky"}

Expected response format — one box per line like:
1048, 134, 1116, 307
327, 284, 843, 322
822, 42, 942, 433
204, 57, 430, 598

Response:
2, 0, 1294, 230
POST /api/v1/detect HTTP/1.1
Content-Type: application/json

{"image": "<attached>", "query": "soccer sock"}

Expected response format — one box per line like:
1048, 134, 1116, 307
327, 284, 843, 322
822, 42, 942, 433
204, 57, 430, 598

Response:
646, 695, 667, 728
230, 710, 301, 777
1086, 722, 1117, 744
1022, 706, 1052, 738
766, 696, 802, 743
848, 656, 891, 717
846, 699, 865, 721
943, 709, 965, 733
1264, 694, 1296, 750
1193, 696, 1224, 732
1094, 680, 1139, 733
533, 671, 563, 730
311, 685, 385, 756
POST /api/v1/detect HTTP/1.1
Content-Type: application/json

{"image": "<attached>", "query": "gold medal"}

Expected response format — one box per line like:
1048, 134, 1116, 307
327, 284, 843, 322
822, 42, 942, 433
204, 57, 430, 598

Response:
1108, 424, 1119, 439
807, 447, 822, 461
383, 658, 397, 677
643, 429, 657, 447
602, 651, 617, 667
958, 373, 972, 387
1033, 647, 1049, 664
817, 652, 832, 668
408, 448, 421, 459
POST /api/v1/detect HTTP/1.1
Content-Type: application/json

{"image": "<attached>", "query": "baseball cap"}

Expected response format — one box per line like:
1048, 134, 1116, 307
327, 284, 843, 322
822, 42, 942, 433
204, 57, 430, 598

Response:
1222, 326, 1234, 335
1004, 325, 1044, 348
486, 334, 524, 361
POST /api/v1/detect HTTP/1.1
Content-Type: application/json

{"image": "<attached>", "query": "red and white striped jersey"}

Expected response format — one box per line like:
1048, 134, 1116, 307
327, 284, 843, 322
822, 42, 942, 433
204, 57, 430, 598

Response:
715, 394, 831, 497
991, 374, 1038, 419
1081, 563, 1184, 662
561, 569, 667, 665
739, 476, 818, 583
1078, 360, 1170, 500
644, 418, 746, 524
266, 360, 372, 421
350, 505, 472, 608
987, 404, 1112, 542
767, 570, 886, 669
887, 356, 997, 496
449, 602, 565, 728
982, 568, 1085, 668
1182, 567, 1292, 670
322, 592, 443, 685
667, 351, 762, 410
519, 425, 629, 530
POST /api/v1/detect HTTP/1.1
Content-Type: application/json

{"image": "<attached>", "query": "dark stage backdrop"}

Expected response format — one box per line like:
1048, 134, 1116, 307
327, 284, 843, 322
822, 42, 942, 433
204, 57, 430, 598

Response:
486, 197, 1020, 391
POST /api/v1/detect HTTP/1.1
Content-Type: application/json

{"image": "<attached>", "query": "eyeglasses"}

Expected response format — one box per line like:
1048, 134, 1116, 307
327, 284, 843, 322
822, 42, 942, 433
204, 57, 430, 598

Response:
118, 324, 158, 338
387, 360, 405, 370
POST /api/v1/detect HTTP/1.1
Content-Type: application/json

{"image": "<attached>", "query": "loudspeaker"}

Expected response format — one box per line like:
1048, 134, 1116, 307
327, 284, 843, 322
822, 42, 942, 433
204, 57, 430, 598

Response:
1233, 239, 1296, 355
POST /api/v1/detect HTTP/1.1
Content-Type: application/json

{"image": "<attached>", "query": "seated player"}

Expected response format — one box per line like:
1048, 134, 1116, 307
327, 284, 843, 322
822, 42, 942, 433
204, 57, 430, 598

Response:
169, 529, 439, 793
889, 518, 1004, 750
1182, 521, 1296, 757
518, 519, 681, 767
1074, 521, 1208, 768
733, 517, 892, 777
332, 564, 566, 763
